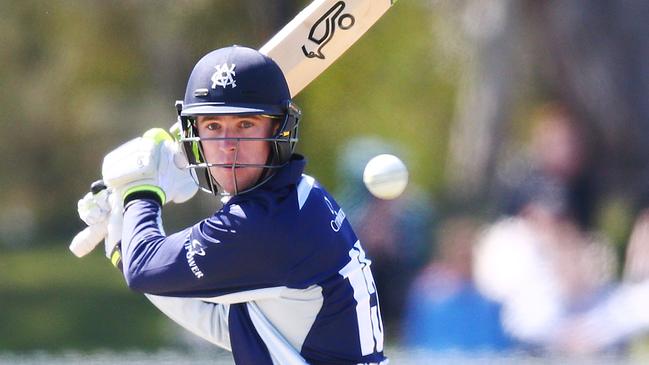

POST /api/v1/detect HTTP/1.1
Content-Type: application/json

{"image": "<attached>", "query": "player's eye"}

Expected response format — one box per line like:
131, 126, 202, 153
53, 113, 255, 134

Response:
206, 122, 221, 131
240, 120, 254, 128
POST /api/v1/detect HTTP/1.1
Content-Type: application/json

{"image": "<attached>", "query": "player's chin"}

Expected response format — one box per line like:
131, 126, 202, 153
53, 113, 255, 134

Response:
213, 169, 260, 194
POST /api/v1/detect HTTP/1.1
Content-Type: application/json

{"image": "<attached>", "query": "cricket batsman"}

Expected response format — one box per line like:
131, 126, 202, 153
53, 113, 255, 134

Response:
77, 45, 387, 365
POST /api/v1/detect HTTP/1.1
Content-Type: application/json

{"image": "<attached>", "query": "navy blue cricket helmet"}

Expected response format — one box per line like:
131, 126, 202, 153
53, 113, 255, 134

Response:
177, 45, 301, 195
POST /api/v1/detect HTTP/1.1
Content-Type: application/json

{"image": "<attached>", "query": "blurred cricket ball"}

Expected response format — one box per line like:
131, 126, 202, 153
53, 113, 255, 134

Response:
363, 154, 408, 200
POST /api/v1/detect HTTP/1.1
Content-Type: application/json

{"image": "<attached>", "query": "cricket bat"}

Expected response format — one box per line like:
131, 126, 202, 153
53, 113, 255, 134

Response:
70, 0, 398, 257
262, 0, 397, 96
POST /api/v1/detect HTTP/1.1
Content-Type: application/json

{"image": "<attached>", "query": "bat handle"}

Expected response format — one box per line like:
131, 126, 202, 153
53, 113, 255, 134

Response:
90, 179, 107, 194
69, 223, 108, 257
69, 179, 109, 258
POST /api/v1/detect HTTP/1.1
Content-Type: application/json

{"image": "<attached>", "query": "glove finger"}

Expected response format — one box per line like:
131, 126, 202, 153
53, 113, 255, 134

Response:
169, 121, 182, 141
160, 140, 198, 204
95, 189, 111, 212
172, 144, 189, 169
105, 192, 124, 258
78, 191, 107, 226
171, 176, 199, 203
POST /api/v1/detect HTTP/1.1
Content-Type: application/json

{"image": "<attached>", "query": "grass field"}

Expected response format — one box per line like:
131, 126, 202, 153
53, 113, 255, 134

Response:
0, 244, 171, 351
0, 349, 643, 365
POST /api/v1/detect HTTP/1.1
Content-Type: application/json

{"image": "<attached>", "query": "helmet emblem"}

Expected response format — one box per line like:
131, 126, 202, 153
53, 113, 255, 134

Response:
211, 63, 237, 89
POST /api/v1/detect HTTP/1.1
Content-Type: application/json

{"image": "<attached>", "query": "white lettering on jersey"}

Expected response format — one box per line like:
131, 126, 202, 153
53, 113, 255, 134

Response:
324, 196, 346, 232
184, 239, 206, 279
339, 241, 384, 355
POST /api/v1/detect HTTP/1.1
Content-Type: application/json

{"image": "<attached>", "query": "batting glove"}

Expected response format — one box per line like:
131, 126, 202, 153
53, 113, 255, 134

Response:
102, 128, 198, 205
105, 192, 124, 265
78, 188, 111, 227
76, 186, 123, 262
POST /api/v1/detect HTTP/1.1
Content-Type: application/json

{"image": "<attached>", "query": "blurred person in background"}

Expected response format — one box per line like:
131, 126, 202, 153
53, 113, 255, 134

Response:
553, 210, 649, 355
498, 102, 598, 231
402, 216, 514, 352
474, 190, 617, 352
336, 137, 435, 335
474, 102, 617, 352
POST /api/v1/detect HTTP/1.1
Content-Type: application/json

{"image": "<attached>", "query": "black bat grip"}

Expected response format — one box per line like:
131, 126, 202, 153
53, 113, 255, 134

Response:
90, 180, 107, 194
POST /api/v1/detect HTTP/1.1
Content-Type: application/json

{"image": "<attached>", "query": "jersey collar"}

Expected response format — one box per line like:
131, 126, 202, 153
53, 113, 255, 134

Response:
228, 154, 306, 202
262, 154, 306, 191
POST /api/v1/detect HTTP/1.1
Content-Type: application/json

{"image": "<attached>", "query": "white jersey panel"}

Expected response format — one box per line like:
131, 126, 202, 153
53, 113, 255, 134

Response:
195, 285, 323, 355
247, 302, 311, 365
297, 174, 315, 210
254, 285, 324, 351
145, 294, 231, 350
199, 286, 287, 304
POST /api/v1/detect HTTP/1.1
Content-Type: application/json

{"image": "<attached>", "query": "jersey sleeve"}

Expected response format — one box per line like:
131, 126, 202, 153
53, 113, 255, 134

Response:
120, 198, 293, 299
144, 294, 231, 350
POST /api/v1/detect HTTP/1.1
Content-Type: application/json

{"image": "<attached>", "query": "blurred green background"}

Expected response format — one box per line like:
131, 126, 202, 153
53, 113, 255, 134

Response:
2, 0, 649, 359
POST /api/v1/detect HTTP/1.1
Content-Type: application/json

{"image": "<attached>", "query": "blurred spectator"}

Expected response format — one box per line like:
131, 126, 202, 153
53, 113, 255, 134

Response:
475, 103, 617, 351
336, 136, 435, 333
474, 204, 616, 350
498, 102, 598, 230
402, 217, 514, 352
554, 211, 649, 354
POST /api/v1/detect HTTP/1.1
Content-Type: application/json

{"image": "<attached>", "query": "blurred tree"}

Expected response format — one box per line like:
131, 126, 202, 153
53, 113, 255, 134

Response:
445, 0, 525, 208
446, 0, 649, 222
529, 1, 649, 212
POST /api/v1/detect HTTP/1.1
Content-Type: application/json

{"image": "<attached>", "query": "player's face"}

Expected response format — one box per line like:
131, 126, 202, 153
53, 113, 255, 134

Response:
196, 115, 275, 194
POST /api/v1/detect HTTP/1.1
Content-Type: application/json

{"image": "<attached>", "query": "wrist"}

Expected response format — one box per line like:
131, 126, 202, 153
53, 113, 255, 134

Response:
109, 242, 123, 272
123, 184, 166, 205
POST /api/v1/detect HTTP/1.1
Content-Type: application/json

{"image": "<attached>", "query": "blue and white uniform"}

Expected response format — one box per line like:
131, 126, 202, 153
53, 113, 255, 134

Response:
120, 156, 387, 365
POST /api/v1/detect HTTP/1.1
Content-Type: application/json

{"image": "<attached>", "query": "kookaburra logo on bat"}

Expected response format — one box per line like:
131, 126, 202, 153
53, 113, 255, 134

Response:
302, 1, 355, 59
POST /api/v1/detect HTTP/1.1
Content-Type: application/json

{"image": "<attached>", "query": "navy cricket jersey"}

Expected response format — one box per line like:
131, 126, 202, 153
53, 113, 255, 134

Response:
120, 155, 387, 365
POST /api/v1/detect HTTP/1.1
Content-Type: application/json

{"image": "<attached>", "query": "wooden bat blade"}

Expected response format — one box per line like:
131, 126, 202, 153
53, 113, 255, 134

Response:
260, 0, 397, 97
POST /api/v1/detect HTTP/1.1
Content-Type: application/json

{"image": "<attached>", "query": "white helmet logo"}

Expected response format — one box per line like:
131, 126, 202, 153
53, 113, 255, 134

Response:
211, 63, 236, 89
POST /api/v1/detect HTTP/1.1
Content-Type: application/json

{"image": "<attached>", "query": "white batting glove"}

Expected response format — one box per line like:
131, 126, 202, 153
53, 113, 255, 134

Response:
78, 188, 111, 226
102, 128, 198, 205
105, 191, 123, 261
74, 186, 123, 261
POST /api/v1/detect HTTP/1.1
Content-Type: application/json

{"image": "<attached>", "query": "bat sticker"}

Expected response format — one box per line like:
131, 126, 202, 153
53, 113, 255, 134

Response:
301, 1, 355, 59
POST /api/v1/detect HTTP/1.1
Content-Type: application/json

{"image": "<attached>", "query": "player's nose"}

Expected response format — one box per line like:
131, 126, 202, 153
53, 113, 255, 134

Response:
217, 133, 239, 153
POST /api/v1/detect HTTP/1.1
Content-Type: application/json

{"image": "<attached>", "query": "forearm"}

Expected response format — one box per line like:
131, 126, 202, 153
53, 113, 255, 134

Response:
119, 196, 291, 299
120, 197, 195, 294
